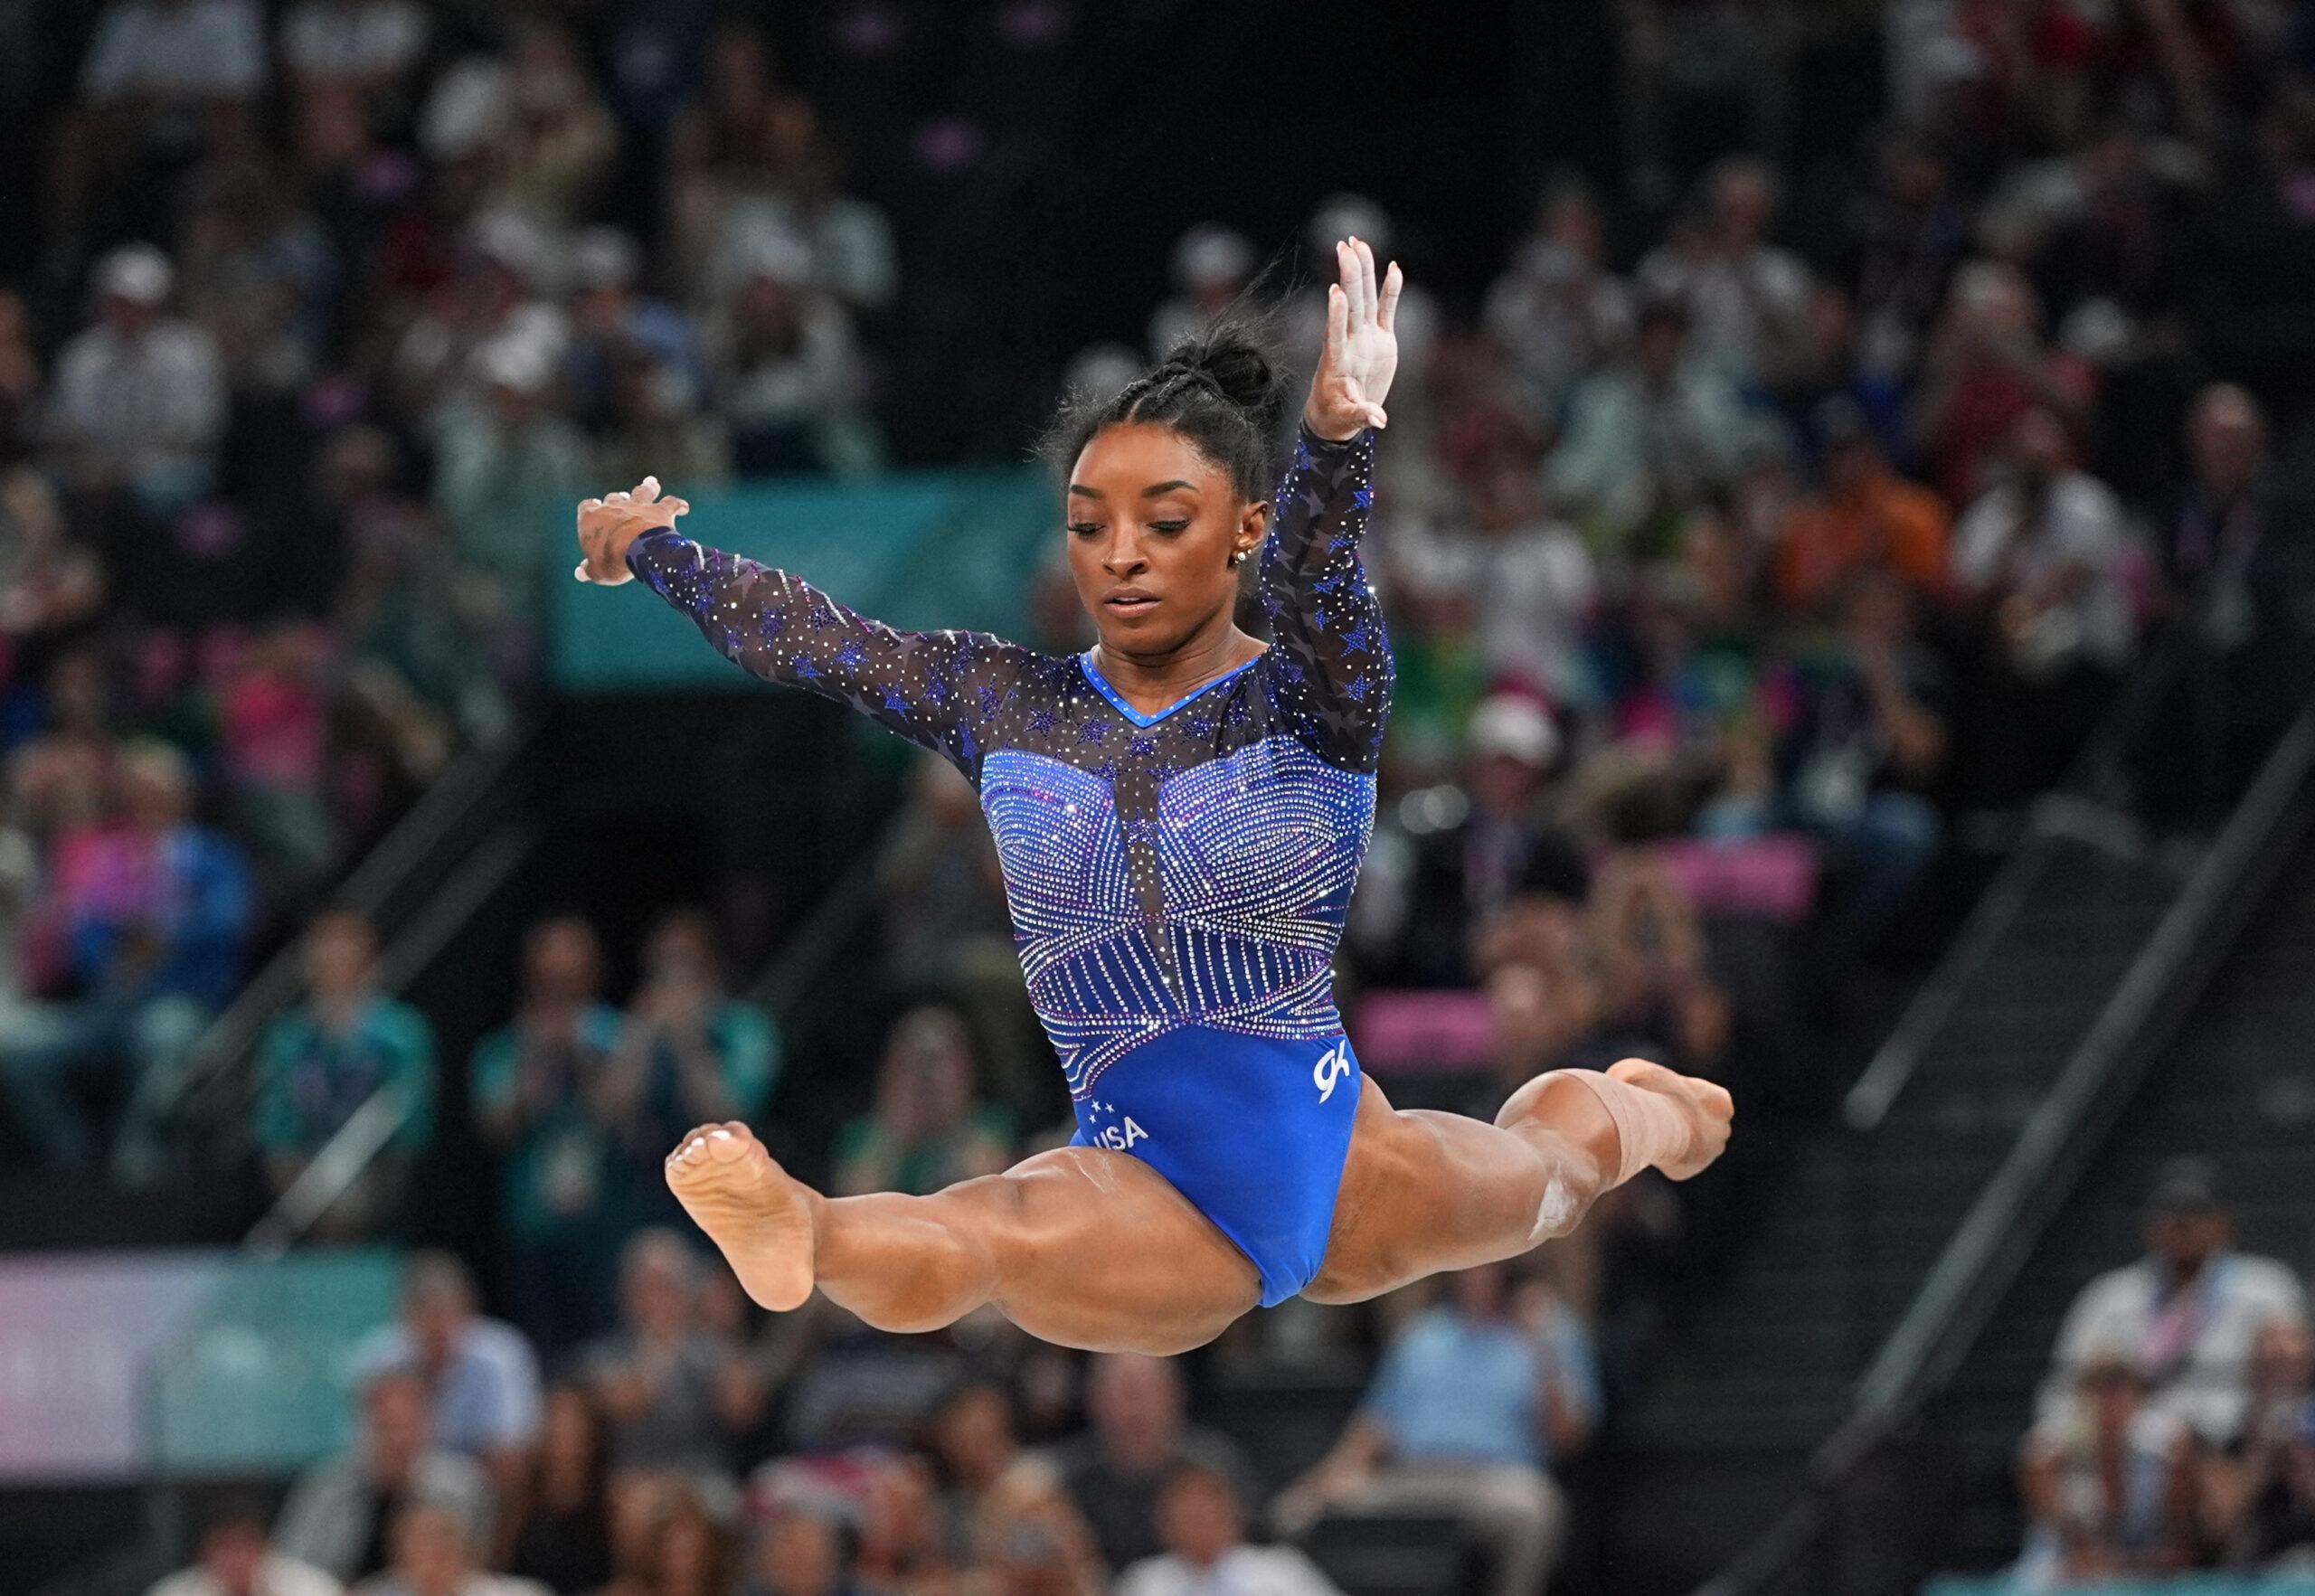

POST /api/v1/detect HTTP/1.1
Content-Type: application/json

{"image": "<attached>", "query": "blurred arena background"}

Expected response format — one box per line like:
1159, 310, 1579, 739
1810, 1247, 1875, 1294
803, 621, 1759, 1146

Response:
11, 1, 2315, 1593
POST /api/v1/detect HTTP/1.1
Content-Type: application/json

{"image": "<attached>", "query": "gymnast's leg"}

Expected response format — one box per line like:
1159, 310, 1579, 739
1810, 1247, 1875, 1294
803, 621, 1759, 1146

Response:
665, 1122, 1261, 1355
1305, 1059, 1732, 1305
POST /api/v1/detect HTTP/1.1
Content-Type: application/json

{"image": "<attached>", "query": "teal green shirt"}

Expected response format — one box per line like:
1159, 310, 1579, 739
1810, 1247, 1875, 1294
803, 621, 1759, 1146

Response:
254, 997, 436, 1156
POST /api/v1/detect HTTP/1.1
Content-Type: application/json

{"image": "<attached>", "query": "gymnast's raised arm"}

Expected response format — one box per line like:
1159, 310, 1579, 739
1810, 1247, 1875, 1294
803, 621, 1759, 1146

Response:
575, 476, 1022, 773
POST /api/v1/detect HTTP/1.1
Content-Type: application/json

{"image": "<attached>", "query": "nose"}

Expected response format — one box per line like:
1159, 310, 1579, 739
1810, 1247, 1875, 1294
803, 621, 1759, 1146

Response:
1100, 531, 1147, 580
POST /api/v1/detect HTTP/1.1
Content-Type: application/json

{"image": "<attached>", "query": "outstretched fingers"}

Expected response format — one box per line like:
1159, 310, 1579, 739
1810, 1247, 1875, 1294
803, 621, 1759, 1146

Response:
1325, 279, 1348, 360
1378, 260, 1403, 333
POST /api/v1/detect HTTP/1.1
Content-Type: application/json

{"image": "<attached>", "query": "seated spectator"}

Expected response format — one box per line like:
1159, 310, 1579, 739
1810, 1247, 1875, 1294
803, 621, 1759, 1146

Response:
1913, 260, 2093, 510
148, 1497, 341, 1596
1635, 156, 1813, 391
1149, 224, 1255, 362
833, 1004, 1011, 1198
852, 1456, 954, 1595
47, 246, 229, 516
706, 232, 877, 477
354, 1251, 543, 1506
430, 330, 588, 651
1363, 694, 1590, 989
2206, 1317, 2315, 1568
1545, 295, 1776, 559
744, 1506, 863, 1596
254, 910, 435, 1234
350, 1501, 544, 1596
606, 907, 780, 1221
483, 22, 619, 231
1951, 405, 2140, 804
178, 158, 339, 402
710, 145, 899, 322
470, 914, 627, 1354
1481, 176, 1630, 426
666, 25, 819, 302
278, 0, 430, 115
2015, 1352, 2201, 1586
0, 738, 250, 1179
506, 1384, 615, 1594
1276, 1263, 1600, 1596
1586, 845, 1731, 1073
1774, 287, 1910, 473
1774, 398, 1953, 616
1049, 1348, 1258, 1573
970, 1459, 1106, 1596
218, 623, 335, 891
927, 1378, 1025, 1540
1118, 1464, 1343, 1596
583, 1229, 763, 1474
275, 1369, 493, 1584
564, 227, 709, 435
600, 1482, 740, 1596
2040, 1157, 2308, 1446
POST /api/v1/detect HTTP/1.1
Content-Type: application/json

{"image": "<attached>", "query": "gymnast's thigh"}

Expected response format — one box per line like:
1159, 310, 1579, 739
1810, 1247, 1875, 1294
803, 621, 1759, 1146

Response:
959, 1145, 1263, 1355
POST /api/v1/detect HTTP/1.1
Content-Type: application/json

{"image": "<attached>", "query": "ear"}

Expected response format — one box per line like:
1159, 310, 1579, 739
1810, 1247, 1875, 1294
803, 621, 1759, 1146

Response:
1234, 496, 1271, 561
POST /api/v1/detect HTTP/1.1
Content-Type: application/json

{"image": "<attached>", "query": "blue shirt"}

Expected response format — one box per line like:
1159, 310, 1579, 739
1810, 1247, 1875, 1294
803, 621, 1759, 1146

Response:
1361, 1306, 1601, 1470
354, 1317, 543, 1455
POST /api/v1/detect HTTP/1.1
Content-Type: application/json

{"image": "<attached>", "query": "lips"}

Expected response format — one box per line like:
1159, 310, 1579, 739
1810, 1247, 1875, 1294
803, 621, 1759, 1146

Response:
1103, 590, 1158, 612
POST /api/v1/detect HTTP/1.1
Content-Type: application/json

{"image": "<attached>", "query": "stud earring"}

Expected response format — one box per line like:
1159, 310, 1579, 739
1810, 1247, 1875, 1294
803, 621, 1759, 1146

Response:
1229, 550, 1248, 567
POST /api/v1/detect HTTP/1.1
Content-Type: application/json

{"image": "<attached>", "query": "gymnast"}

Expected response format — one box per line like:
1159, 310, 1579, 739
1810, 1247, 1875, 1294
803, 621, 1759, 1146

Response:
573, 238, 1733, 1354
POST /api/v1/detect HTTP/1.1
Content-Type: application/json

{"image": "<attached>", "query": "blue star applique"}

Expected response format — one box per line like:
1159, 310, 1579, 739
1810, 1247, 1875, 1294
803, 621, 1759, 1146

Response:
1346, 674, 1373, 703
1307, 608, 1329, 631
758, 608, 788, 639
926, 675, 951, 704
956, 723, 977, 761
1313, 570, 1347, 597
807, 603, 839, 630
1186, 713, 1216, 739
836, 638, 869, 671
1352, 483, 1375, 510
1029, 708, 1058, 735
1341, 622, 1376, 657
793, 656, 822, 680
1276, 658, 1306, 685
1293, 439, 1314, 472
1129, 735, 1158, 758
882, 688, 910, 716
978, 685, 1001, 720
1077, 718, 1110, 746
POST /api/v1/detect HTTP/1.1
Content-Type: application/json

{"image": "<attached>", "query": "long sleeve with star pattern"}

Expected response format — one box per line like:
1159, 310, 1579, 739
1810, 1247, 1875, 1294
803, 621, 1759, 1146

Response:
624, 529, 1025, 777
1260, 426, 1394, 773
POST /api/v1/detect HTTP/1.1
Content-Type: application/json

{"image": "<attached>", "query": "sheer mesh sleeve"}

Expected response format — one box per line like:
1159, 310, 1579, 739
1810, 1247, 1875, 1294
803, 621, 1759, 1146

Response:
1259, 426, 1394, 772
625, 530, 1026, 778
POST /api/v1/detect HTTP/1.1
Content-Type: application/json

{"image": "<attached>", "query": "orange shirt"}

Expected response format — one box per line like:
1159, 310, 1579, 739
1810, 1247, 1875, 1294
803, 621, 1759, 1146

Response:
1776, 473, 1953, 615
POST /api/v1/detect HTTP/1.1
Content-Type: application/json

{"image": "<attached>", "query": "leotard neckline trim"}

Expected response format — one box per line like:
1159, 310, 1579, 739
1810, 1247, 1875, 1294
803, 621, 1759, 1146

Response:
1078, 647, 1266, 728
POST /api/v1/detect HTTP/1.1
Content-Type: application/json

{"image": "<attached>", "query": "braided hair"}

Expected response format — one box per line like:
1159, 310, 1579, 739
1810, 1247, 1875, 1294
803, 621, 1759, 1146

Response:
1039, 313, 1292, 502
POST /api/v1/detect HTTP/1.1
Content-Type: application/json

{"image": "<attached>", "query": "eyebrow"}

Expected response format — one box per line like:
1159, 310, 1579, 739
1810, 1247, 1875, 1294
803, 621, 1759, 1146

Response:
1066, 480, 1200, 499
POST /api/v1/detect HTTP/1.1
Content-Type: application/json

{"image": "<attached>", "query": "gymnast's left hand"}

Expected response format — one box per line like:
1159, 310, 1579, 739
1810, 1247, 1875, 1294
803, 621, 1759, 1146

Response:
574, 475, 690, 586
1304, 235, 1402, 441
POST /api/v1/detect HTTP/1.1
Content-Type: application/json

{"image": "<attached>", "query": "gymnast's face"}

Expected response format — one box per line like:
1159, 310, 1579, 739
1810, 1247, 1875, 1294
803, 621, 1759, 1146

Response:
1066, 422, 1267, 660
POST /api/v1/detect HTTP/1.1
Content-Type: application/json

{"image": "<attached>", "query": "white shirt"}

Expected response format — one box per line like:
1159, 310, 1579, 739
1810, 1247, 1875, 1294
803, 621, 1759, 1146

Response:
50, 319, 227, 474
1391, 517, 1598, 702
82, 0, 265, 100
279, 0, 429, 83
2039, 1251, 2308, 1443
1952, 470, 2140, 671
149, 1555, 342, 1596
1635, 242, 1812, 386
1117, 1546, 1345, 1596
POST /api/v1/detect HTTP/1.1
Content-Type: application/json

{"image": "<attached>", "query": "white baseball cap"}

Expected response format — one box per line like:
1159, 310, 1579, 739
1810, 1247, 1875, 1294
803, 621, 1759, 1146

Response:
96, 244, 173, 307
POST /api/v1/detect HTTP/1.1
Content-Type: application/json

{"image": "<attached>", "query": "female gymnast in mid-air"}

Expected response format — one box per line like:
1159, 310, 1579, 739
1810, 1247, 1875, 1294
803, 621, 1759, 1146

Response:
573, 239, 1734, 1354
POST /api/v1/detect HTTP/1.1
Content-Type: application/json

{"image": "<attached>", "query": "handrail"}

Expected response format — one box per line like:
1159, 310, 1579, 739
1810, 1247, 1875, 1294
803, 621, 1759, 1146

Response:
1843, 632, 2192, 1130
1696, 697, 2315, 1596
240, 825, 534, 1254
174, 724, 536, 1129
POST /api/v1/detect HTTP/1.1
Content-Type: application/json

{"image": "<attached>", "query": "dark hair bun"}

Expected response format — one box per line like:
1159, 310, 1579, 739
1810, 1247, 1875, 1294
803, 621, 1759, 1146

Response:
1157, 317, 1290, 439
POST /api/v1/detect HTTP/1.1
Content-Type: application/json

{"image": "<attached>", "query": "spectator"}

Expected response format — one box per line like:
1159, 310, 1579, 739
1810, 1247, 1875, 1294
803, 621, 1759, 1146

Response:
1775, 397, 1954, 616
744, 1506, 862, 1596
582, 1229, 763, 1474
278, 0, 430, 112
666, 26, 819, 301
852, 1457, 954, 1595
483, 22, 620, 231
47, 245, 229, 515
2040, 1157, 2308, 1446
1775, 286, 1911, 471
1050, 1354, 1257, 1574
1585, 843, 1732, 1074
349, 1501, 545, 1596
564, 227, 709, 435
1482, 177, 1631, 426
2015, 1352, 2202, 1586
1276, 1263, 1600, 1596
606, 1484, 742, 1596
971, 1459, 1107, 1596
1363, 694, 1590, 990
0, 738, 250, 1178
1951, 405, 2140, 804
430, 329, 589, 654
605, 907, 780, 1217
148, 1498, 342, 1596
1149, 224, 1256, 361
178, 159, 339, 403
275, 1369, 493, 1585
253, 910, 435, 1235
470, 914, 627, 1354
1545, 295, 1774, 557
717, 146, 899, 320
506, 1384, 616, 1596
1636, 156, 1814, 390
2206, 1317, 2315, 1567
833, 1004, 1011, 1198
706, 231, 876, 477
1117, 1464, 1343, 1596
354, 1251, 543, 1506
1913, 260, 2093, 509
218, 624, 335, 891
927, 1378, 1025, 1542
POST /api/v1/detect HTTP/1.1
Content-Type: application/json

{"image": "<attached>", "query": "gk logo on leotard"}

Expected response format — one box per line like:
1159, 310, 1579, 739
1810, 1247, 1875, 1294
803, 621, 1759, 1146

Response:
1313, 1040, 1353, 1103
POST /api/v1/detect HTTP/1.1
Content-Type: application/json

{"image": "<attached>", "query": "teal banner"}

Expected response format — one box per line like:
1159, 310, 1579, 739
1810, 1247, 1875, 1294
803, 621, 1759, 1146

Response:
553, 469, 1057, 691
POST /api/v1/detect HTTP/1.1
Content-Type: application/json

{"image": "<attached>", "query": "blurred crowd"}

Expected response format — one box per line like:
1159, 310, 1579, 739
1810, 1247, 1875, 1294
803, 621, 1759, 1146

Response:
24, 1, 2315, 1594
2014, 1158, 2315, 1587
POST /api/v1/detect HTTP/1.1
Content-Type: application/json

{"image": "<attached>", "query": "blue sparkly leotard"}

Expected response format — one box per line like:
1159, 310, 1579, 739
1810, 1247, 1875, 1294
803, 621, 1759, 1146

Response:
628, 427, 1390, 1305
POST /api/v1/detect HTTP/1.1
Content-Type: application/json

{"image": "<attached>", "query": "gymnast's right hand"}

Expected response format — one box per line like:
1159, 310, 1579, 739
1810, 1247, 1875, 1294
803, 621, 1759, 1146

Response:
574, 475, 690, 586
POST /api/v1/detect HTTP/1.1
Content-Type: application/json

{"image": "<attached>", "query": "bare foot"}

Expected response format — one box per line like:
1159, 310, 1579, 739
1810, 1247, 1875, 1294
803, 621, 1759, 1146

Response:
666, 1121, 817, 1311
1607, 1058, 1734, 1179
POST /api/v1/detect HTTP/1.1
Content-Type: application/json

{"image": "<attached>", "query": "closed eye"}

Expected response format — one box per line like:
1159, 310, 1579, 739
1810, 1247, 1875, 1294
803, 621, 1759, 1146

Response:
1149, 520, 1190, 534
1067, 522, 1102, 537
